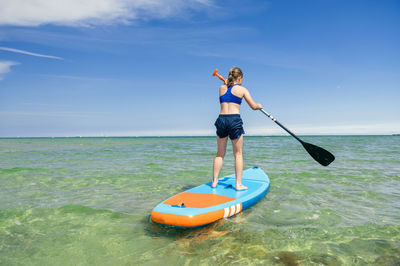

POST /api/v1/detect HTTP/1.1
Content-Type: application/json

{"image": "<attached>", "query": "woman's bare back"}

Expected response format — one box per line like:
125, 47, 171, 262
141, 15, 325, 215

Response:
219, 85, 261, 114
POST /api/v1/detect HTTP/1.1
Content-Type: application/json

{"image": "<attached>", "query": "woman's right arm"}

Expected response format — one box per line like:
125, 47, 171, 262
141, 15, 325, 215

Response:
243, 88, 262, 110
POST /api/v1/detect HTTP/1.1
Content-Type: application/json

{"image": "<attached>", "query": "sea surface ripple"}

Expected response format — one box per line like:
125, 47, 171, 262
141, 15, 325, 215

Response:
0, 136, 399, 265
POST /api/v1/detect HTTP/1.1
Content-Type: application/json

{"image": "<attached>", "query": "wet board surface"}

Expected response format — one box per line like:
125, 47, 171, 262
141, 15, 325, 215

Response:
151, 167, 270, 228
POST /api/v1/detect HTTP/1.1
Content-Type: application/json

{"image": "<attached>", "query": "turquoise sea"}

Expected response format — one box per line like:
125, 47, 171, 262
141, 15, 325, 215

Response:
0, 136, 399, 265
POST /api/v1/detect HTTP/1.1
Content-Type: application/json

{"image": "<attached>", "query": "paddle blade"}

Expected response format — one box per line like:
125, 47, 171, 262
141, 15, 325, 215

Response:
302, 142, 335, 166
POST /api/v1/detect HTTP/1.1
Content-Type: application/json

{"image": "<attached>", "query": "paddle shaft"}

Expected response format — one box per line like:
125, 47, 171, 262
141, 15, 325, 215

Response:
259, 109, 303, 143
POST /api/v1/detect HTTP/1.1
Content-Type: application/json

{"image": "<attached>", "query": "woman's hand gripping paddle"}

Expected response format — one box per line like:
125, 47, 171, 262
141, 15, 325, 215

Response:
212, 69, 335, 166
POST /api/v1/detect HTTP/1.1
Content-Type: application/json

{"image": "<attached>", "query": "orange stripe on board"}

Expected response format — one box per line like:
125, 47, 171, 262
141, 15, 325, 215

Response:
164, 192, 236, 208
151, 209, 225, 227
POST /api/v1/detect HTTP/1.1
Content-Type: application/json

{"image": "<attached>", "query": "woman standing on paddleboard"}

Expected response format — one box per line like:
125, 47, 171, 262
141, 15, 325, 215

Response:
212, 67, 263, 190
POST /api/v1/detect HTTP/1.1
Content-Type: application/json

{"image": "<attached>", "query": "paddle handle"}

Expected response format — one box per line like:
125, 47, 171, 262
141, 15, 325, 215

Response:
212, 69, 226, 83
259, 109, 303, 143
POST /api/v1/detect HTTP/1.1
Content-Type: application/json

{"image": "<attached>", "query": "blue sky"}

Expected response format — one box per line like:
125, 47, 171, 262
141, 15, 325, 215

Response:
0, 0, 399, 137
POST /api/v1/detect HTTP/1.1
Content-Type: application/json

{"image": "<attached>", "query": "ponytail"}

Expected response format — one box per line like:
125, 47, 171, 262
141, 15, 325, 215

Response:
226, 67, 243, 87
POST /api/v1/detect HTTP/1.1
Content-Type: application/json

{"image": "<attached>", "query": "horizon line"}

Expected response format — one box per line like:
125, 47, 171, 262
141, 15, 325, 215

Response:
0, 134, 398, 139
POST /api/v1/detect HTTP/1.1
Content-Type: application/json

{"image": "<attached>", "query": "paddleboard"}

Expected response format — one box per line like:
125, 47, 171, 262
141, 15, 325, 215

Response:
151, 166, 270, 228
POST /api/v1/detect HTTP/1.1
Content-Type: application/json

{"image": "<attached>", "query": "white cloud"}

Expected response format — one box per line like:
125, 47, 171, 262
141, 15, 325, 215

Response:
0, 0, 213, 27
0, 46, 63, 60
0, 60, 18, 80
0, 47, 62, 81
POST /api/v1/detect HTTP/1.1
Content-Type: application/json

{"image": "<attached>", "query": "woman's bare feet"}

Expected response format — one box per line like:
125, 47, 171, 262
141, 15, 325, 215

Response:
236, 184, 248, 191
211, 178, 218, 188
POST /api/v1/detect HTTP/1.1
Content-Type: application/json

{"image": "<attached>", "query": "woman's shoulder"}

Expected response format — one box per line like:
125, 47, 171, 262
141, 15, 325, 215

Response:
235, 85, 249, 98
235, 85, 248, 93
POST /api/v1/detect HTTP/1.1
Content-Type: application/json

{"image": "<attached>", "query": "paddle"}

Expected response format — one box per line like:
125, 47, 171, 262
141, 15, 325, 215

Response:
212, 69, 335, 166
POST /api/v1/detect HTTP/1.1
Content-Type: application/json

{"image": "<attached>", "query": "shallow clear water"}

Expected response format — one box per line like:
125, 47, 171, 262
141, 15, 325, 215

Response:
0, 136, 399, 265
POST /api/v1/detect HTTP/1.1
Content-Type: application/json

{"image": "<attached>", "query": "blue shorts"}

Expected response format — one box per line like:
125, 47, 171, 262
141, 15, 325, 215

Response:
214, 114, 245, 140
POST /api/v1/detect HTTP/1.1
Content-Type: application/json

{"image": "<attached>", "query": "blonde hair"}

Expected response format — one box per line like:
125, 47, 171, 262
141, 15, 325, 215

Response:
226, 67, 243, 87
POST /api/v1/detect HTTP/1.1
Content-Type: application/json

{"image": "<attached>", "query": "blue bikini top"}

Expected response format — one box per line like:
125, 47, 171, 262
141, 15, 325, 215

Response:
219, 84, 243, 105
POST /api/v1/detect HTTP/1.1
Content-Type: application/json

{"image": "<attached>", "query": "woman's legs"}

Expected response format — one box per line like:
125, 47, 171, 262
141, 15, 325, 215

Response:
212, 136, 228, 187
232, 134, 247, 190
